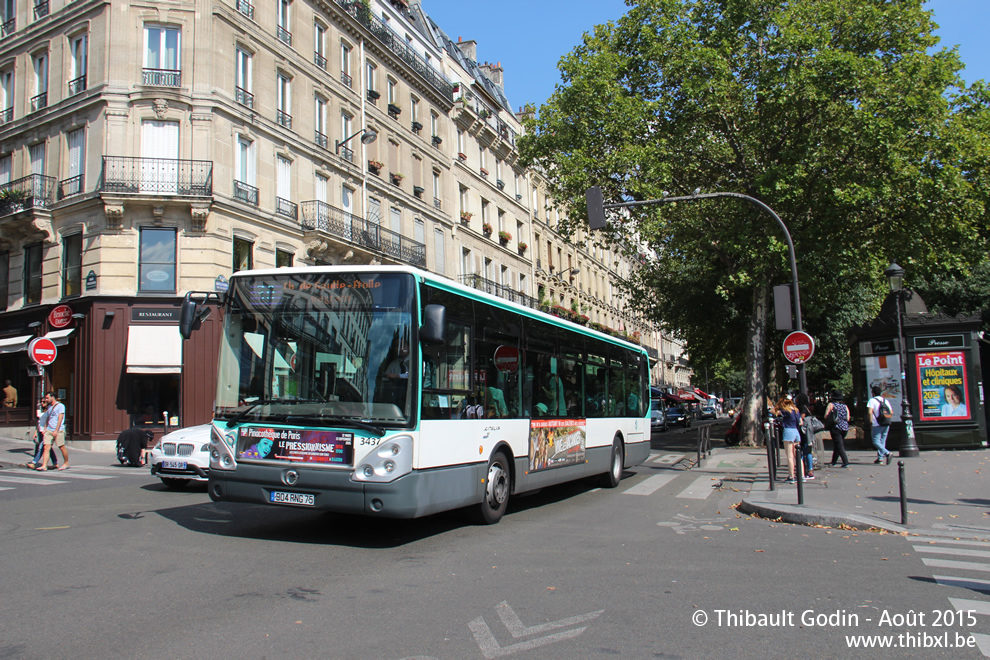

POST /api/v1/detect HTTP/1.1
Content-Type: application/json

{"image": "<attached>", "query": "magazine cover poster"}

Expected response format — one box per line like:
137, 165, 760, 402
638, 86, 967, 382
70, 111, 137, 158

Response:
529, 419, 586, 471
916, 352, 970, 422
237, 427, 354, 464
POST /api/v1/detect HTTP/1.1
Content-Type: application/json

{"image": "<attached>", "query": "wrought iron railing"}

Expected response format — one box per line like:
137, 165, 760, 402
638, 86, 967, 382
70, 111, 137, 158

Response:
338, 145, 354, 163
33, 1, 48, 19
433, 197, 442, 210
233, 180, 258, 206
235, 86, 253, 108
236, 0, 253, 19
300, 200, 426, 267
459, 274, 539, 310
276, 26, 291, 46
67, 75, 86, 96
276, 197, 297, 219
0, 107, 12, 124
29, 92, 47, 112
314, 52, 326, 70
1, 18, 14, 36
334, 0, 453, 101
143, 68, 181, 87
315, 130, 328, 149
276, 110, 292, 129
58, 174, 83, 200
100, 156, 213, 195
0, 173, 56, 215
341, 71, 352, 88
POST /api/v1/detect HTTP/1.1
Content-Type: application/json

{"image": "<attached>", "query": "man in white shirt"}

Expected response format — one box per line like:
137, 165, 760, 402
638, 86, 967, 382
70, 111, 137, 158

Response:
867, 385, 892, 465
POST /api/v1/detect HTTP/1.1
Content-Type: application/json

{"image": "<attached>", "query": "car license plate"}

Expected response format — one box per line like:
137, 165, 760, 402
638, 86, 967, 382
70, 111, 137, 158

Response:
163, 460, 187, 470
270, 491, 315, 506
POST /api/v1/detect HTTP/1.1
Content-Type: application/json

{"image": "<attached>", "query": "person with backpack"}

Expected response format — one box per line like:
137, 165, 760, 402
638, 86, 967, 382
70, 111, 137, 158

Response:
868, 385, 893, 465
823, 390, 850, 468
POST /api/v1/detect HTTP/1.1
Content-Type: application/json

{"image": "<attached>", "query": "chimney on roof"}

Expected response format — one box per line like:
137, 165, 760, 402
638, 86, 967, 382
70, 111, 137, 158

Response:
458, 38, 477, 62
478, 60, 504, 90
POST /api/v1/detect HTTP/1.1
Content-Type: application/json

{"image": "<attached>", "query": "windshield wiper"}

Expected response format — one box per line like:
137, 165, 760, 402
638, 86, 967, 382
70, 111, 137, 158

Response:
224, 399, 287, 428
285, 414, 386, 437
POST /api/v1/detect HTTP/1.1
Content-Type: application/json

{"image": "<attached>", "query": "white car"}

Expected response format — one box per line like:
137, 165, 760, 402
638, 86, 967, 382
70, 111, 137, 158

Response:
149, 424, 213, 489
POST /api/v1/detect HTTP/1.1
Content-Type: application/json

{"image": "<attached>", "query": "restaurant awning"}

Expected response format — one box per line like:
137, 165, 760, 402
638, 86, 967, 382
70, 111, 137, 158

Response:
126, 326, 182, 374
43, 328, 75, 346
0, 335, 33, 354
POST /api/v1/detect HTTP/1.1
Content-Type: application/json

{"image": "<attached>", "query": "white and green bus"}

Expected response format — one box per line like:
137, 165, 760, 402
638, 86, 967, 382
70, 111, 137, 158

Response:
185, 265, 650, 524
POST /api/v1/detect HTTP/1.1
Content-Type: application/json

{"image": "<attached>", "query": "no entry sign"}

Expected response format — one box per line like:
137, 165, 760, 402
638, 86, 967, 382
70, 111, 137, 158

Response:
782, 331, 815, 364
28, 337, 57, 366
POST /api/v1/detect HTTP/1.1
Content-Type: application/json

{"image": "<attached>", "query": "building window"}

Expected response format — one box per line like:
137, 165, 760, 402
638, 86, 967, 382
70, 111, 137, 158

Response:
340, 41, 352, 87
23, 243, 42, 305
60, 127, 85, 198
235, 47, 253, 108
30, 142, 45, 176
315, 173, 328, 203
139, 228, 176, 292
233, 237, 253, 273
31, 50, 47, 112
68, 34, 87, 94
276, 0, 291, 45
433, 228, 444, 276
144, 25, 181, 87
0, 250, 7, 310
276, 73, 291, 128
276, 249, 293, 267
0, 68, 12, 123
314, 22, 326, 69
234, 135, 256, 205
366, 61, 377, 101
62, 233, 82, 298
341, 184, 353, 215
314, 96, 327, 148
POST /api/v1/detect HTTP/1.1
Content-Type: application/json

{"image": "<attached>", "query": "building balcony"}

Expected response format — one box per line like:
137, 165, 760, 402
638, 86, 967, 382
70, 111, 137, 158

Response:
67, 75, 86, 96
1, 18, 14, 37
341, 71, 352, 88
233, 179, 258, 206
235, 86, 253, 109
276, 25, 292, 46
300, 199, 426, 268
29, 92, 47, 113
33, 0, 48, 19
57, 174, 83, 200
142, 68, 181, 87
276, 197, 298, 220
314, 52, 327, 70
99, 156, 213, 196
236, 0, 254, 19
338, 145, 354, 163
0, 107, 12, 125
0, 173, 56, 216
459, 274, 538, 310
276, 110, 292, 129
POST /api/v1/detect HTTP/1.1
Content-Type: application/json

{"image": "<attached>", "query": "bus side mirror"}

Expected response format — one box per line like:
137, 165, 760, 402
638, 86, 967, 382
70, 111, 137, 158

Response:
179, 295, 198, 339
420, 304, 447, 345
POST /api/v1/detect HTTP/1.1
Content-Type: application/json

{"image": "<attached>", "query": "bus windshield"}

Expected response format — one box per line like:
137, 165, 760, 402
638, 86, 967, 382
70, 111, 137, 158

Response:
215, 271, 416, 429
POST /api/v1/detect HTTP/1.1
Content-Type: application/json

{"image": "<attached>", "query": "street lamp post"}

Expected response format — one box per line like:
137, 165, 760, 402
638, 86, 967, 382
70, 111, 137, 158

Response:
884, 262, 920, 457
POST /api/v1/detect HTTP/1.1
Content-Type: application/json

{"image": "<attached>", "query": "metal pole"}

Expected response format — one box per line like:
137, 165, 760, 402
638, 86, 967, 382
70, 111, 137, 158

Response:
896, 289, 919, 457
898, 460, 908, 524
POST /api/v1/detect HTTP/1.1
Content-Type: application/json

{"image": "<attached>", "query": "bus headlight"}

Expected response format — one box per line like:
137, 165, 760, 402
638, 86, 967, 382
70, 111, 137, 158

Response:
353, 434, 413, 483
210, 425, 237, 471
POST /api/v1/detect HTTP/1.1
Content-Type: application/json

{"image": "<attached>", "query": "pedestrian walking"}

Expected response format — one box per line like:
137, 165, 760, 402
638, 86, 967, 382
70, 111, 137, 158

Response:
3, 379, 16, 407
867, 385, 893, 465
795, 391, 815, 479
824, 390, 850, 468
36, 391, 69, 471
775, 396, 804, 483
26, 399, 58, 469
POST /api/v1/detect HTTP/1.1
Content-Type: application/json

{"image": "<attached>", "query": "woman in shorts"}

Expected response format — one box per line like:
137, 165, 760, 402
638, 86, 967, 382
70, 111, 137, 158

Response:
775, 396, 802, 483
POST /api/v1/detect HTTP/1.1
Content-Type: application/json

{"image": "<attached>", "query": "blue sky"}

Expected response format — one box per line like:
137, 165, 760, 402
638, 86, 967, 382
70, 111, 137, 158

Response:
422, 0, 989, 111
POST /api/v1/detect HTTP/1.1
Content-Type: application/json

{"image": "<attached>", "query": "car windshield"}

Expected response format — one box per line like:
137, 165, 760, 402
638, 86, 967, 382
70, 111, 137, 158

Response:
215, 271, 416, 428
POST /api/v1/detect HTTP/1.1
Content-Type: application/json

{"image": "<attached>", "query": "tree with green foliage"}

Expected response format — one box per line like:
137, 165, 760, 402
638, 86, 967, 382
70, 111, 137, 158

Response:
520, 0, 989, 444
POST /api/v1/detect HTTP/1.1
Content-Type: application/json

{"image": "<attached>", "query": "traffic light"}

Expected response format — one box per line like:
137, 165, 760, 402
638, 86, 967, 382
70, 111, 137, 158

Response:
585, 186, 606, 230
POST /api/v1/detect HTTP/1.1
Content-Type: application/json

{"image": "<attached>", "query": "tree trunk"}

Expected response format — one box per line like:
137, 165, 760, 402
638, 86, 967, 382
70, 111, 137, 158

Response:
741, 281, 770, 446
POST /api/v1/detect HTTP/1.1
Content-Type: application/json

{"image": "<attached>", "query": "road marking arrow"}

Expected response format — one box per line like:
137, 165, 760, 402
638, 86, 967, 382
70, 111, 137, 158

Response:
469, 601, 603, 658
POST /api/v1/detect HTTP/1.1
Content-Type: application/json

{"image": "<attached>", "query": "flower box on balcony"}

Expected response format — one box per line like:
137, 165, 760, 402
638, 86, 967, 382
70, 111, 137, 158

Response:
496, 179, 505, 190
388, 103, 402, 116
390, 172, 404, 185
431, 135, 442, 146
367, 89, 380, 102
413, 185, 425, 197
411, 121, 423, 132
482, 223, 493, 236
479, 167, 488, 178
460, 211, 473, 223
457, 152, 467, 161
517, 242, 528, 255
498, 230, 512, 242
368, 160, 383, 174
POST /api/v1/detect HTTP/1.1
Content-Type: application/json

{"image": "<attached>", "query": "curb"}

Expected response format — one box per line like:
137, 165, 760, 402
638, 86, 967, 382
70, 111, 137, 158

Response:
738, 498, 908, 534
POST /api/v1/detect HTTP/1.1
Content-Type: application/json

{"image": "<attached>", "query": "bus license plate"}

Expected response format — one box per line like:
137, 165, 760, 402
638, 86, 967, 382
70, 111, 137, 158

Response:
163, 460, 187, 470
270, 491, 315, 506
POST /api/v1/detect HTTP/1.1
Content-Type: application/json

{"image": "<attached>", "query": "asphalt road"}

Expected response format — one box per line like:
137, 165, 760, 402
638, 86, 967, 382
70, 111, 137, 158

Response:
0, 446, 985, 659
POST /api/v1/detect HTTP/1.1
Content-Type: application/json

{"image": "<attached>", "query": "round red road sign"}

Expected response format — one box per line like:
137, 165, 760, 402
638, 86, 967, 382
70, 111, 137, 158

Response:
782, 331, 815, 364
28, 337, 57, 366
48, 304, 73, 329
493, 345, 520, 373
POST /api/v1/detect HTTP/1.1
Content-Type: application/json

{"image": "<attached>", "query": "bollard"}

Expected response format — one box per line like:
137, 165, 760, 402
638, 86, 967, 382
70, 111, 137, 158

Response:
765, 435, 775, 491
899, 460, 907, 525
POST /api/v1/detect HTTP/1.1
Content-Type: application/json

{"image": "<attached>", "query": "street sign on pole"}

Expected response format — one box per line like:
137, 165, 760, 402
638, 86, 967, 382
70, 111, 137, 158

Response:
782, 331, 815, 364
28, 337, 57, 366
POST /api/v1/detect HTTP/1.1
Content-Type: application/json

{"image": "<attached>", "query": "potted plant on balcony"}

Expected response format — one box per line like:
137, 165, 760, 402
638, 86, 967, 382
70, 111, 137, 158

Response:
498, 230, 511, 246
388, 103, 402, 116
517, 241, 528, 255
482, 222, 493, 236
479, 167, 488, 178
367, 88, 381, 101
457, 152, 467, 161
411, 120, 423, 132
413, 185, 425, 197
431, 135, 442, 146
390, 172, 404, 185
459, 211, 472, 225
368, 159, 383, 174
496, 179, 505, 190
0, 187, 28, 214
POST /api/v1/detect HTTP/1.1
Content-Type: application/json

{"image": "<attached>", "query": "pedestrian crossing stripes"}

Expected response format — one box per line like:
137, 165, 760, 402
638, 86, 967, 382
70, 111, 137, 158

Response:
676, 476, 718, 499
0, 465, 138, 492
620, 455, 731, 500
651, 454, 685, 465
622, 473, 679, 496
910, 537, 990, 657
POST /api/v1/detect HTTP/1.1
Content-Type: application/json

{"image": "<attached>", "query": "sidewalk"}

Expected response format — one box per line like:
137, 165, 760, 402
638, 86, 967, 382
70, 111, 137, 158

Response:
0, 432, 110, 469
698, 443, 990, 540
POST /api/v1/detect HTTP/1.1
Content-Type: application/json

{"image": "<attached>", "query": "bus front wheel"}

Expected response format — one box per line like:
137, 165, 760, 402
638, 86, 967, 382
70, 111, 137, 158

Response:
473, 451, 510, 525
601, 437, 624, 488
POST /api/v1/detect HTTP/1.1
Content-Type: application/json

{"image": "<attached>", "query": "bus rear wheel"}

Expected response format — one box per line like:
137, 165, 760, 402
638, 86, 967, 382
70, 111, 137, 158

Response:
601, 437, 624, 488
473, 451, 510, 525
